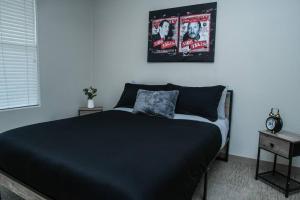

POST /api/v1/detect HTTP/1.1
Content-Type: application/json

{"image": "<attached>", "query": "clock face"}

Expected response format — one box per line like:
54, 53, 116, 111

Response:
266, 117, 276, 130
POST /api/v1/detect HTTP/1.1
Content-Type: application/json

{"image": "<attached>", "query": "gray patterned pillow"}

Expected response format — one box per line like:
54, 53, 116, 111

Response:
133, 89, 179, 119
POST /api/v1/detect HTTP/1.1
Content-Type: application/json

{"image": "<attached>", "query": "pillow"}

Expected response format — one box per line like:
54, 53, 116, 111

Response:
115, 83, 168, 108
217, 87, 227, 119
133, 90, 179, 119
167, 84, 225, 121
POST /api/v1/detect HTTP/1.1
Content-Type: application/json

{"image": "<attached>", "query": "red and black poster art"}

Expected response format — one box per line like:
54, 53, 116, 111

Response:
148, 3, 217, 62
151, 17, 178, 55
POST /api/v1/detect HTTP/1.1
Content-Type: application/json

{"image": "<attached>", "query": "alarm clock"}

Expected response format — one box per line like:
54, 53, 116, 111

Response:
266, 108, 283, 133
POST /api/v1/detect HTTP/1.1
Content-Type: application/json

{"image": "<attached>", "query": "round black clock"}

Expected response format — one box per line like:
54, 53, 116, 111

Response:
266, 108, 283, 133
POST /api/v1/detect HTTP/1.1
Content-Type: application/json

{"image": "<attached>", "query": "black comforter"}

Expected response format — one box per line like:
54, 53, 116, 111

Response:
0, 110, 221, 200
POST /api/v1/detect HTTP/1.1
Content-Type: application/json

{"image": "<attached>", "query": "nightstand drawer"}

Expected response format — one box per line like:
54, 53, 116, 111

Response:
79, 110, 101, 116
259, 134, 290, 157
79, 107, 103, 116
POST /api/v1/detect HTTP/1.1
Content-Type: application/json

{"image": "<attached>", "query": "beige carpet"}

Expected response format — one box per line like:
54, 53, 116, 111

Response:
1, 155, 300, 200
193, 156, 300, 200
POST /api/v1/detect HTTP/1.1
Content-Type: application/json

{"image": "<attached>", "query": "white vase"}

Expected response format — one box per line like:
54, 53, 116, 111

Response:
87, 99, 95, 108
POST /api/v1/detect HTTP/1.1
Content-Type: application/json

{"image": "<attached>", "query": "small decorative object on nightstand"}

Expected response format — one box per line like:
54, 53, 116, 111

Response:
265, 108, 283, 134
255, 130, 300, 198
83, 86, 98, 108
78, 107, 103, 116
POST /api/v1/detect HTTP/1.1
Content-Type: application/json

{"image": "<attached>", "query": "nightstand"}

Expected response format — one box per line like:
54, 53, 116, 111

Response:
255, 130, 300, 197
78, 107, 103, 116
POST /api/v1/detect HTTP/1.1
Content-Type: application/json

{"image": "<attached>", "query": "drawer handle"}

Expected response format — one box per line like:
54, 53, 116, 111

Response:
270, 143, 274, 148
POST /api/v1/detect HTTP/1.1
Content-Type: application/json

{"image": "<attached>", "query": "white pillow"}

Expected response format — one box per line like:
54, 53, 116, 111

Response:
217, 87, 227, 119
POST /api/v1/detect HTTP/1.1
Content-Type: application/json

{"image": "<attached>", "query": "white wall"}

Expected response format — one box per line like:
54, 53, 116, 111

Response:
93, 0, 300, 165
0, 0, 94, 133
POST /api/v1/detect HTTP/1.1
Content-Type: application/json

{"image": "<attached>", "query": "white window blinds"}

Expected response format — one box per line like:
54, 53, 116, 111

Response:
0, 0, 39, 110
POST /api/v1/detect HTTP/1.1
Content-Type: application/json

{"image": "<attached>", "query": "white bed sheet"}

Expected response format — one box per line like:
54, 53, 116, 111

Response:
113, 107, 229, 148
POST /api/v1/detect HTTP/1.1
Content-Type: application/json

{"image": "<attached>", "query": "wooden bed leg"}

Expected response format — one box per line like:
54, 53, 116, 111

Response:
203, 172, 208, 200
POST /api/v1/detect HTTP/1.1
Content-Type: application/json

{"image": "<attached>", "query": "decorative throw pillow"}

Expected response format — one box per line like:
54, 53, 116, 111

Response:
115, 83, 168, 108
133, 90, 179, 119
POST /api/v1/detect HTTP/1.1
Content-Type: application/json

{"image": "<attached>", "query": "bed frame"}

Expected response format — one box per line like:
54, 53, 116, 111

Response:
202, 90, 233, 200
218, 90, 233, 162
0, 90, 233, 200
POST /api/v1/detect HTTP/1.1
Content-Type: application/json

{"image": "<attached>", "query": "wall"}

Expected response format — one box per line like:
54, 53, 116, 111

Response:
93, 0, 300, 165
0, 0, 94, 133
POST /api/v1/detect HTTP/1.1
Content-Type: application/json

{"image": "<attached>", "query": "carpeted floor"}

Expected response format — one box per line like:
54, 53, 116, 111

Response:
193, 155, 300, 200
1, 155, 300, 200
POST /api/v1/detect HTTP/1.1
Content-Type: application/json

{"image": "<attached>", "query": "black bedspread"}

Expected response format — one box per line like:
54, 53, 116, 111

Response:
0, 110, 221, 200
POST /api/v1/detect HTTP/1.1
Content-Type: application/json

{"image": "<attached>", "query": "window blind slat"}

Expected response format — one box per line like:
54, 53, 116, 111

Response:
0, 0, 39, 110
1, 9, 35, 20
1, 22, 35, 31
2, 0, 34, 7
1, 13, 34, 24
1, 22, 35, 32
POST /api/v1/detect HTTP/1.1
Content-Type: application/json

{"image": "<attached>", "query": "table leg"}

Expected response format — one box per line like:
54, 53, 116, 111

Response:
203, 172, 208, 200
255, 147, 261, 180
273, 154, 277, 175
285, 158, 293, 198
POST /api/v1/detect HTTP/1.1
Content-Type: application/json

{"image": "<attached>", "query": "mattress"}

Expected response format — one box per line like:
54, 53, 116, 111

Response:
114, 107, 229, 147
0, 110, 221, 200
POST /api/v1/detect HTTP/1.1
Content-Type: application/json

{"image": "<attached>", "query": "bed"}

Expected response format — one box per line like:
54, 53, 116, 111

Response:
0, 88, 233, 200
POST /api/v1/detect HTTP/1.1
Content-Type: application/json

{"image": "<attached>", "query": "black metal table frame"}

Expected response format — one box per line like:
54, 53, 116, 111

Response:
255, 146, 300, 198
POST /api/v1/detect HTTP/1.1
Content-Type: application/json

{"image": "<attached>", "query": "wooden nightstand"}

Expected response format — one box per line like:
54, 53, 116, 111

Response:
78, 107, 103, 116
255, 130, 300, 197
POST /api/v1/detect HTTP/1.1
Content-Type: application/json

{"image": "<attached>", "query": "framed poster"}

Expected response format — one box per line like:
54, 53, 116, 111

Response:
147, 2, 217, 62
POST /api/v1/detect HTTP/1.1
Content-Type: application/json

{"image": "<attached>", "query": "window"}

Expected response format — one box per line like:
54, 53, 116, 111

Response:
0, 0, 39, 110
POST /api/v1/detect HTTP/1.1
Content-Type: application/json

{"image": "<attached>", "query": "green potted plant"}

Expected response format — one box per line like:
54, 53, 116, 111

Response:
83, 86, 97, 108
